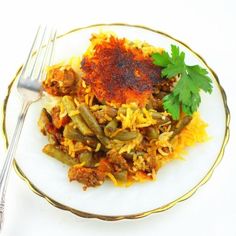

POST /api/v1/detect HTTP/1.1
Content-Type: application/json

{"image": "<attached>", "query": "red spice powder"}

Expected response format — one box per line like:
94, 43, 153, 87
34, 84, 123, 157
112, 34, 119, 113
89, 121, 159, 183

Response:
81, 35, 163, 106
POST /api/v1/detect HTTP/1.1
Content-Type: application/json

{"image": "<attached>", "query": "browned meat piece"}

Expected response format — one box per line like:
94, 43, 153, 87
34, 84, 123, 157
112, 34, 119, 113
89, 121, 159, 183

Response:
154, 91, 168, 100
45, 123, 63, 144
149, 95, 164, 111
93, 109, 107, 124
155, 77, 176, 93
38, 108, 63, 144
68, 166, 106, 189
51, 106, 71, 129
107, 152, 129, 172
170, 116, 192, 139
93, 106, 118, 124
38, 108, 51, 135
145, 155, 159, 172
43, 67, 77, 96
104, 106, 117, 118
97, 159, 112, 173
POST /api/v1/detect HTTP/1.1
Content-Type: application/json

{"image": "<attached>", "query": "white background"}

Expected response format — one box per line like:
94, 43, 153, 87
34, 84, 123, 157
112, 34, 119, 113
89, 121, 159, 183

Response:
0, 0, 235, 235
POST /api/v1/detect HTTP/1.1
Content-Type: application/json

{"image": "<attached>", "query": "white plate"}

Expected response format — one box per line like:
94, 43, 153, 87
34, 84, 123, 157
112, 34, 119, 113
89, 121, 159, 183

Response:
3, 24, 230, 220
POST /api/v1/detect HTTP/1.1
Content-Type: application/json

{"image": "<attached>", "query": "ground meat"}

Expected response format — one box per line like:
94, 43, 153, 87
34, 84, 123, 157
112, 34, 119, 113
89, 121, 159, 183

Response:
107, 152, 129, 172
104, 106, 117, 118
68, 166, 106, 189
145, 156, 159, 172
43, 67, 77, 96
154, 77, 176, 93
45, 123, 62, 144
149, 95, 164, 111
93, 106, 118, 124
93, 109, 107, 124
51, 106, 71, 129
147, 77, 176, 111
97, 159, 112, 173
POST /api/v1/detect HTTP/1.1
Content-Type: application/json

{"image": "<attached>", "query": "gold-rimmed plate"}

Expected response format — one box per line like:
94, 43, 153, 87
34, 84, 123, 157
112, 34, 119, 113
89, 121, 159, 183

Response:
3, 24, 230, 220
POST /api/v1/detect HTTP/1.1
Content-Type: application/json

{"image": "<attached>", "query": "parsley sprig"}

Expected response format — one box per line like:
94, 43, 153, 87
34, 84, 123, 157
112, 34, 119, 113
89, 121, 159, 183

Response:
152, 45, 213, 120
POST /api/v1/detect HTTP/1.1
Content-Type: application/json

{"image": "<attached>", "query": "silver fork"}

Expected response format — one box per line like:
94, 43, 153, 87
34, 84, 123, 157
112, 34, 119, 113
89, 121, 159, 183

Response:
0, 27, 56, 231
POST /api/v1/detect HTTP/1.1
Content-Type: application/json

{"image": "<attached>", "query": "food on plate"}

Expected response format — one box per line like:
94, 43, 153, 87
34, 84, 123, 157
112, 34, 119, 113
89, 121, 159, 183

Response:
38, 32, 212, 190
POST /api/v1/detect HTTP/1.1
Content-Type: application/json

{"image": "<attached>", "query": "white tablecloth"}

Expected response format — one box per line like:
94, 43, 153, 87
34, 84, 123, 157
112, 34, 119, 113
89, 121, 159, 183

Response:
0, 0, 235, 235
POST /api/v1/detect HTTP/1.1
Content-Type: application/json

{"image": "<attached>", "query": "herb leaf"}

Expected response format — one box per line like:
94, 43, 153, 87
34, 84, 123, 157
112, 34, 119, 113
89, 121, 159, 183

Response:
151, 51, 170, 67
163, 93, 180, 120
152, 45, 213, 120
187, 65, 213, 93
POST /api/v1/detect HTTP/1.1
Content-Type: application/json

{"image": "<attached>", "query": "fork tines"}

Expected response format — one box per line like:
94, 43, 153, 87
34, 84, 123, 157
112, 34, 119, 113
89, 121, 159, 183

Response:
20, 26, 57, 82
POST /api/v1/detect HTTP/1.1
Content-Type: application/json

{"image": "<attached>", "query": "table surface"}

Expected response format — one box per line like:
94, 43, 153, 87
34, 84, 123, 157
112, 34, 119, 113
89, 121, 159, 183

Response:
0, 0, 235, 235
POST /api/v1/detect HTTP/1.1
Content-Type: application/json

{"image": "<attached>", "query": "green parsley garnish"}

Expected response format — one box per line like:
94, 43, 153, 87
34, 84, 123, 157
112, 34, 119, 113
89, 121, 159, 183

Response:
152, 45, 213, 120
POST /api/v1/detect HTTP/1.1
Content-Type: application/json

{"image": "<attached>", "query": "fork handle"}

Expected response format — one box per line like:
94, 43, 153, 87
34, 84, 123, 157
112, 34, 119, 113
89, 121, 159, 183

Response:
0, 100, 30, 231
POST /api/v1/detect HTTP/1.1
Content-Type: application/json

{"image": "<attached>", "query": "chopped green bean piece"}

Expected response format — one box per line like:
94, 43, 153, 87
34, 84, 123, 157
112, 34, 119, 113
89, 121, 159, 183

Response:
114, 170, 128, 182
79, 103, 111, 147
63, 124, 100, 148
97, 134, 110, 147
104, 119, 118, 137
171, 116, 192, 139
113, 130, 138, 141
105, 106, 117, 118
38, 108, 51, 134
146, 127, 159, 139
79, 103, 103, 135
43, 144, 79, 166
62, 96, 93, 136
63, 124, 85, 141
79, 152, 94, 167
151, 111, 170, 125
73, 114, 94, 136
123, 151, 145, 160
38, 108, 58, 144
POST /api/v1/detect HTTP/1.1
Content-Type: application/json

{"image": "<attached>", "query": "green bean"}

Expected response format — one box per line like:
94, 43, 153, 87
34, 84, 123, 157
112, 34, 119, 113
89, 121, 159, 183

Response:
47, 134, 58, 145
113, 130, 138, 141
63, 124, 100, 148
73, 115, 94, 136
104, 119, 118, 137
79, 152, 93, 167
38, 109, 58, 144
79, 103, 111, 147
38, 108, 51, 134
151, 111, 170, 124
170, 116, 192, 139
97, 134, 110, 147
64, 126, 107, 150
123, 151, 145, 160
118, 107, 127, 115
114, 170, 128, 182
64, 124, 108, 149
62, 96, 93, 136
79, 103, 103, 135
63, 124, 84, 141
105, 106, 117, 118
145, 103, 153, 110
43, 144, 79, 166
86, 138, 101, 149
63, 115, 109, 148
62, 96, 76, 110
122, 152, 133, 160
151, 111, 164, 119
146, 127, 159, 139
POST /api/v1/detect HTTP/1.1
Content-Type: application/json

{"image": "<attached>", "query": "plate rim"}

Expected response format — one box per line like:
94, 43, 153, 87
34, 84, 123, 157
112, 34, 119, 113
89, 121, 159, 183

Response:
2, 23, 230, 221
